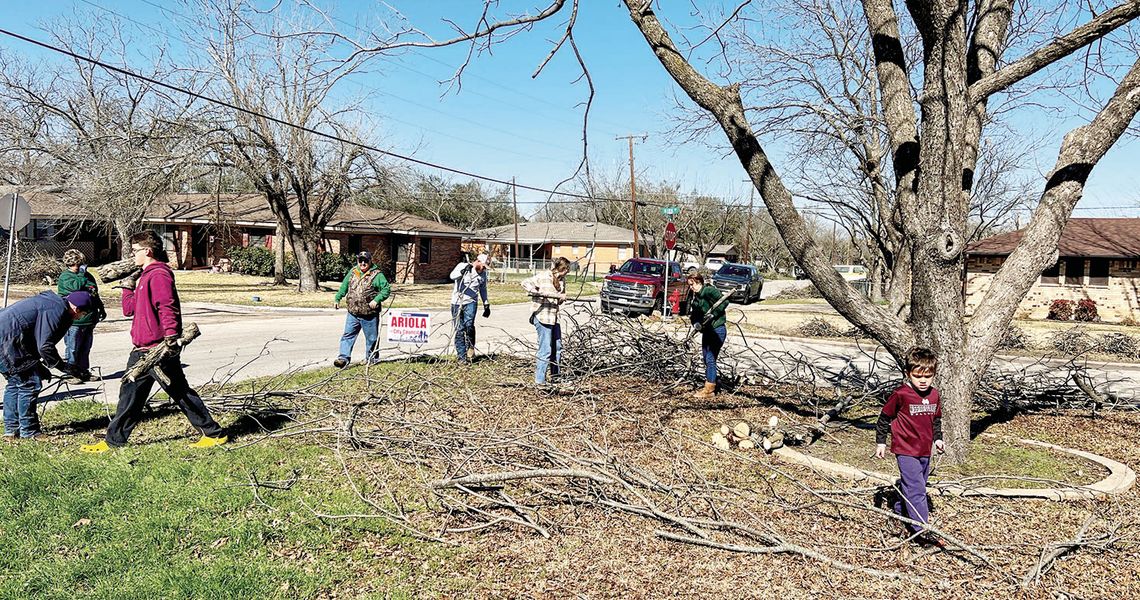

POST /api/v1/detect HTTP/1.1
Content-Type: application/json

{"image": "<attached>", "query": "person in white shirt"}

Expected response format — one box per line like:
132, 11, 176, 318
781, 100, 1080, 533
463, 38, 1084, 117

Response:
450, 253, 490, 364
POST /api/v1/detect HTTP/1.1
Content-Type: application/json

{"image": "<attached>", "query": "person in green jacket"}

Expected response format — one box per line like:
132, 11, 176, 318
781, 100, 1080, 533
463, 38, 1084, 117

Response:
332, 251, 391, 368
687, 272, 727, 399
56, 249, 105, 380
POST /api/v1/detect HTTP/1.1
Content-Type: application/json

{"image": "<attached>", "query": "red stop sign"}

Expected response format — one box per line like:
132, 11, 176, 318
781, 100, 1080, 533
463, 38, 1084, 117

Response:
663, 221, 678, 250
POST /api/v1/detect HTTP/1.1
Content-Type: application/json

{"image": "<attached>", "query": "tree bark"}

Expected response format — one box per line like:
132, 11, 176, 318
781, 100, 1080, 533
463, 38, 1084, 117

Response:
273, 220, 287, 286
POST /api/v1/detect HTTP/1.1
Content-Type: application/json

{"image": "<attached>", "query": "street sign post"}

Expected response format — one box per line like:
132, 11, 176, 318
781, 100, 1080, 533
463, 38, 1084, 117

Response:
661, 206, 680, 216
662, 220, 679, 318
1, 193, 31, 308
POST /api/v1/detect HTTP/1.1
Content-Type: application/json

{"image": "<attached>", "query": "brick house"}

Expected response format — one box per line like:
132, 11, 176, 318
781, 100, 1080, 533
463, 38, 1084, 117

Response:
466, 221, 651, 271
966, 218, 1140, 322
16, 191, 465, 283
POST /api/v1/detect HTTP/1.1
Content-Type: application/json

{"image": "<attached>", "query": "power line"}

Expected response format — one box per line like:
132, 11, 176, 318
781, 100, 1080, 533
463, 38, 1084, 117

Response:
0, 27, 611, 202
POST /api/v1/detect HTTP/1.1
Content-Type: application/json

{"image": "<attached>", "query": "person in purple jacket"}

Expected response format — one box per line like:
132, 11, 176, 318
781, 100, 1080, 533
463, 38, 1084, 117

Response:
875, 346, 945, 547
81, 231, 227, 453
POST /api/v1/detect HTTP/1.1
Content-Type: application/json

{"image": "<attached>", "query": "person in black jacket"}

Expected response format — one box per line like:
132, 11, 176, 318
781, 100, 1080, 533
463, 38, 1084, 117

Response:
0, 290, 92, 438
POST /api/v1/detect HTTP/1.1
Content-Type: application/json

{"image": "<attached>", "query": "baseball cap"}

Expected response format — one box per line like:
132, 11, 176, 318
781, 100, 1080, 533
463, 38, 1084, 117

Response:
476, 253, 490, 265
356, 251, 372, 262
65, 291, 94, 311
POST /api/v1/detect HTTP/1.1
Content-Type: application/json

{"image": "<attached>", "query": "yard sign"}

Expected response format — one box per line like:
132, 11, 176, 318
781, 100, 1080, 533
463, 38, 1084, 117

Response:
386, 310, 431, 344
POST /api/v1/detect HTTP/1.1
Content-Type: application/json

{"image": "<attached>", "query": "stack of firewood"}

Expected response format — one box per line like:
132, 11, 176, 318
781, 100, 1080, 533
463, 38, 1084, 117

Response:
710, 416, 799, 453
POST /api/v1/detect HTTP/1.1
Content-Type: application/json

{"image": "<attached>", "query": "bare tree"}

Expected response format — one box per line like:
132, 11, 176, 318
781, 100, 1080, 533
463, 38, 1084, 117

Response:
339, 1, 1140, 462
187, 0, 388, 291
0, 16, 196, 255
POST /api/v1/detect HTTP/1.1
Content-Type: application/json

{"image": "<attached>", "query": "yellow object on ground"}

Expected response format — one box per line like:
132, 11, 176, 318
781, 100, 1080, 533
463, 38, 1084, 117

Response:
189, 435, 228, 449
80, 440, 111, 453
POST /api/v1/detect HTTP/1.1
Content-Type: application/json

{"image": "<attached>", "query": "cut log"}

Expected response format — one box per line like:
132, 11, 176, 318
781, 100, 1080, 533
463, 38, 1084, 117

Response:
719, 424, 731, 436
733, 421, 751, 439
123, 323, 201, 383
738, 439, 755, 450
768, 415, 779, 430
94, 258, 141, 283
711, 432, 731, 451
810, 393, 852, 444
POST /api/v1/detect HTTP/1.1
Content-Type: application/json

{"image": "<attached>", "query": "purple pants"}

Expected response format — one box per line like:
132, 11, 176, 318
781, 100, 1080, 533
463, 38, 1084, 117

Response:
894, 455, 931, 533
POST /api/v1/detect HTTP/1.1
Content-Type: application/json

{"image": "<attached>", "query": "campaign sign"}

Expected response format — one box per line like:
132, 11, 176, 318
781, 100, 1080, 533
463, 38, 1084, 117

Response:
387, 311, 431, 344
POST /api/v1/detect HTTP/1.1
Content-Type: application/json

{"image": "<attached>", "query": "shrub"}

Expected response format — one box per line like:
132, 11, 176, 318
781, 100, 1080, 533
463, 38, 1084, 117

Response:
1050, 327, 1097, 355
225, 246, 354, 281
1047, 299, 1074, 321
997, 325, 1032, 350
1074, 298, 1099, 322
1098, 332, 1140, 359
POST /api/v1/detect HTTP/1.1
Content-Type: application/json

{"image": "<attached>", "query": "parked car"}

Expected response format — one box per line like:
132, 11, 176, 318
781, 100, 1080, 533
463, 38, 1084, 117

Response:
705, 257, 726, 272
600, 258, 690, 316
833, 264, 867, 281
712, 263, 764, 303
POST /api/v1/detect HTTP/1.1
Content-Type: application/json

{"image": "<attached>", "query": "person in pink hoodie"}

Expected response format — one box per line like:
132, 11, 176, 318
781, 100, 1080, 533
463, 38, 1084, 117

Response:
81, 231, 227, 453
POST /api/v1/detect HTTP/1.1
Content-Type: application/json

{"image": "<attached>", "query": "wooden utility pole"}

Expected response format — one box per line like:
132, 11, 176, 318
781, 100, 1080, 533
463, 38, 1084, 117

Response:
742, 181, 754, 263
512, 177, 520, 269
616, 134, 646, 257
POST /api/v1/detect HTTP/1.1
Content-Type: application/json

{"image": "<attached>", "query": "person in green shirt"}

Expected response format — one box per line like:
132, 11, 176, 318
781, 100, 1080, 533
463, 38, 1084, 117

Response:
687, 272, 727, 399
56, 249, 105, 380
332, 251, 391, 368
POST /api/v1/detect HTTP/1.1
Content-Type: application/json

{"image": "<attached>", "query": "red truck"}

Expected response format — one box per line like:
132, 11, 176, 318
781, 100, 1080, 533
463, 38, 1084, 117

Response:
599, 258, 690, 316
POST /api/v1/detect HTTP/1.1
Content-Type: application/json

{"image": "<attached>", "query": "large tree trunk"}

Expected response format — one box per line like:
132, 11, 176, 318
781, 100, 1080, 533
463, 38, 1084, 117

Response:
292, 227, 322, 292
273, 220, 287, 286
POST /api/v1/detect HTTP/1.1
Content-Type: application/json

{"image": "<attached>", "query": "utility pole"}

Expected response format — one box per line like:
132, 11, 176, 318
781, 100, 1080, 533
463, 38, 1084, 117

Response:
742, 180, 754, 264
512, 177, 520, 271
616, 134, 646, 257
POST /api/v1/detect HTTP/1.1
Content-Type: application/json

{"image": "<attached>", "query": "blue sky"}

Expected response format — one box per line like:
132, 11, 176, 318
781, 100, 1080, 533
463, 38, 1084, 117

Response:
2, 1, 1138, 217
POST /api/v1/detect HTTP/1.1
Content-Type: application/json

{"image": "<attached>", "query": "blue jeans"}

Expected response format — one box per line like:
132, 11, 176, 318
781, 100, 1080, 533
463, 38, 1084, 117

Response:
1, 367, 43, 437
451, 302, 478, 362
702, 325, 727, 383
534, 322, 562, 384
65, 324, 95, 371
338, 313, 380, 364
894, 455, 932, 533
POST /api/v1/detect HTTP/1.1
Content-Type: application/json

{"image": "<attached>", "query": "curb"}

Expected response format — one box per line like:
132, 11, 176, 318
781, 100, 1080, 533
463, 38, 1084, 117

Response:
772, 434, 1135, 500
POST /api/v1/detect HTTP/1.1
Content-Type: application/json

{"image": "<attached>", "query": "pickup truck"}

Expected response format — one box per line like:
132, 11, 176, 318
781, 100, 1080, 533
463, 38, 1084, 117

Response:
600, 258, 690, 316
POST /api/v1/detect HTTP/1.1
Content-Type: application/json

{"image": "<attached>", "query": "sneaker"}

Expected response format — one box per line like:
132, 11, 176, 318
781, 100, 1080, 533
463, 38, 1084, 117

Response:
189, 435, 228, 449
333, 357, 348, 369
466, 349, 475, 361
80, 440, 111, 453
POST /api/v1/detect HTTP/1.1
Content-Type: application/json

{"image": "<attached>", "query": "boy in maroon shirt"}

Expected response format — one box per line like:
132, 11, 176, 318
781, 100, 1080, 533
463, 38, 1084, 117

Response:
875, 347, 945, 545
81, 231, 227, 453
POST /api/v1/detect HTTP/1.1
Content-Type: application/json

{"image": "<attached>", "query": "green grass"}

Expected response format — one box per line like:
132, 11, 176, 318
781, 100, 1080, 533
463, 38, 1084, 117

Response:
0, 388, 455, 599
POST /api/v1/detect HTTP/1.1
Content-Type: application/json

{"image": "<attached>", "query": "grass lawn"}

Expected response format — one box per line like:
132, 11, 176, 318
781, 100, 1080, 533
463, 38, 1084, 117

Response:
0, 370, 465, 599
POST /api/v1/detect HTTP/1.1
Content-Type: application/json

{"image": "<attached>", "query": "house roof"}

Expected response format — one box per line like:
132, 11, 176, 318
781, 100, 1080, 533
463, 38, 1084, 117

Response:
709, 244, 739, 255
968, 218, 1140, 259
15, 190, 466, 237
470, 221, 646, 244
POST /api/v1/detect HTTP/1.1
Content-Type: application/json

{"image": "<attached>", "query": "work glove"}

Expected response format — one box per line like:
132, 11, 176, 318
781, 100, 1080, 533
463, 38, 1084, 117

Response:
164, 335, 183, 357
334, 301, 340, 310
34, 363, 52, 383
97, 307, 108, 322
461, 263, 473, 276
368, 300, 378, 310
482, 304, 491, 318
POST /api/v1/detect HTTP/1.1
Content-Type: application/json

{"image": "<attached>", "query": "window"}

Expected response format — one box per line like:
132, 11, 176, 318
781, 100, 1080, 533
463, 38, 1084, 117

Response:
1064, 257, 1085, 286
618, 245, 628, 260
1088, 258, 1110, 287
1040, 261, 1060, 285
396, 242, 410, 263
248, 232, 267, 248
29, 219, 57, 241
572, 244, 580, 255
418, 238, 431, 264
